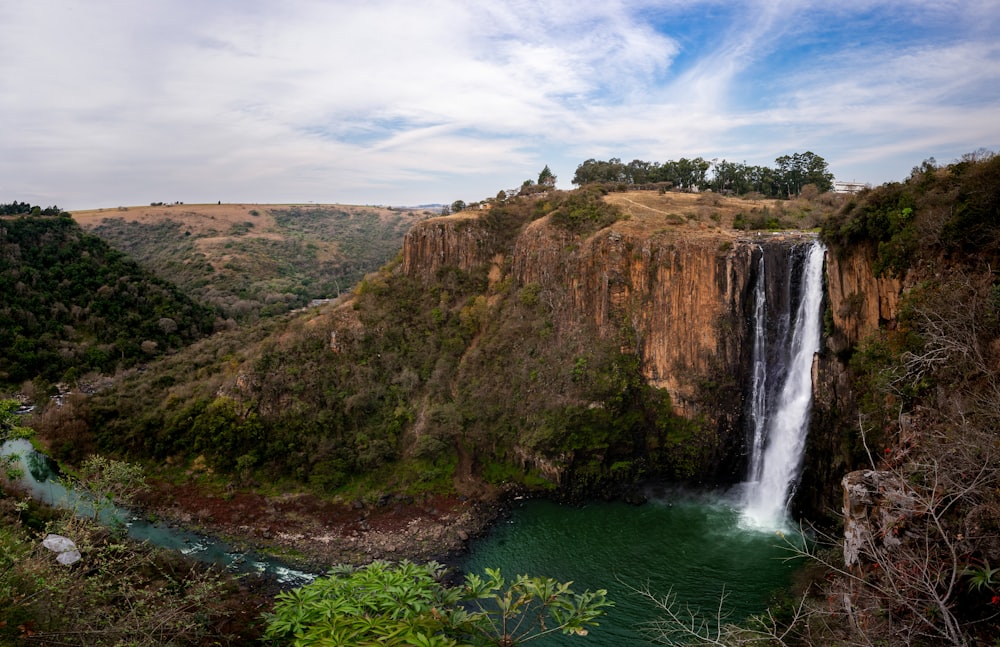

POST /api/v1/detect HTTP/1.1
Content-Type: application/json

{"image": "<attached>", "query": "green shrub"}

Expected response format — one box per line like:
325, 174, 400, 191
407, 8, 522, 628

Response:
264, 560, 611, 646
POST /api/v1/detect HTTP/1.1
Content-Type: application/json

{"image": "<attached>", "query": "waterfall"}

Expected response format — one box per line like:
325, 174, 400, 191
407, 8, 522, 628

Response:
746, 248, 768, 483
741, 241, 825, 529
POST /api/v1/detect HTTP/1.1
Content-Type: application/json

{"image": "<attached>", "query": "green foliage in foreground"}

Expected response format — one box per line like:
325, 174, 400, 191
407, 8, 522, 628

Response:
265, 560, 611, 647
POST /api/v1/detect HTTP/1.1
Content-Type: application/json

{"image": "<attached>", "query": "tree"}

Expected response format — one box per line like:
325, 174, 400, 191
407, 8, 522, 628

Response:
0, 399, 32, 444
67, 454, 149, 520
775, 152, 834, 196
264, 560, 612, 646
451, 200, 468, 214
537, 165, 556, 188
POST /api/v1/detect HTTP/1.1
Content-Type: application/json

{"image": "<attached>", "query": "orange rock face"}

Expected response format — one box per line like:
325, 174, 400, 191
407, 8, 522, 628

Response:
400, 209, 902, 426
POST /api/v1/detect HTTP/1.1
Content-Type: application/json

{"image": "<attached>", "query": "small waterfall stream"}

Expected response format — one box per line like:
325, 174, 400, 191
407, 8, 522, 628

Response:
741, 240, 825, 529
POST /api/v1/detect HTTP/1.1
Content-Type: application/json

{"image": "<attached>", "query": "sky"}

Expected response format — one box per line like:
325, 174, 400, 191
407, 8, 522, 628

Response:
2, 1, 999, 210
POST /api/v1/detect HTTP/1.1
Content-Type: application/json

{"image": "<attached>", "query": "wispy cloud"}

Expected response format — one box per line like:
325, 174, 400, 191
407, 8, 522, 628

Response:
1, 0, 998, 208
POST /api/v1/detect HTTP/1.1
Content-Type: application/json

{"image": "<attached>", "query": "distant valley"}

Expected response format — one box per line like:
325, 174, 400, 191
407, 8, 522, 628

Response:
73, 202, 431, 324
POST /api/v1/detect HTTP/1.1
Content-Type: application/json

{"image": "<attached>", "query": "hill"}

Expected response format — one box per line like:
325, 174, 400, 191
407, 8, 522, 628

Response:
0, 211, 218, 388
73, 203, 430, 323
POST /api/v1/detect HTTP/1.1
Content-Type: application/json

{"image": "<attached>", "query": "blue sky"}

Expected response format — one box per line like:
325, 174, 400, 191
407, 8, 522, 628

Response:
2, 1, 998, 210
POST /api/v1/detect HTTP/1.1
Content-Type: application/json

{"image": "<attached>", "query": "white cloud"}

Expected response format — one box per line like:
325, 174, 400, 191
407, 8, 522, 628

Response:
1, 0, 998, 206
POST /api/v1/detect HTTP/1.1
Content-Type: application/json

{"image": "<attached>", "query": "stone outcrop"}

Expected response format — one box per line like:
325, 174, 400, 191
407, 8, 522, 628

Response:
842, 469, 916, 567
400, 214, 497, 282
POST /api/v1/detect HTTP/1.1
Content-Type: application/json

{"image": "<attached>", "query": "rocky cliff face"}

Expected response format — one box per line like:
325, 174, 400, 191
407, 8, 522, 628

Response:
404, 214, 768, 420
511, 217, 757, 417
825, 242, 903, 353
400, 208, 901, 500
400, 214, 498, 282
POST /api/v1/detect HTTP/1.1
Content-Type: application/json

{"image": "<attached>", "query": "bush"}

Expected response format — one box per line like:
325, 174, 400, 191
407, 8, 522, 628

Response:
264, 560, 611, 646
548, 187, 623, 233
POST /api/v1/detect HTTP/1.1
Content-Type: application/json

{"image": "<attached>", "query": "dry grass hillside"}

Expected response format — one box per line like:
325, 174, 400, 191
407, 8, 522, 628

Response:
74, 202, 284, 235
603, 189, 843, 236
72, 202, 432, 323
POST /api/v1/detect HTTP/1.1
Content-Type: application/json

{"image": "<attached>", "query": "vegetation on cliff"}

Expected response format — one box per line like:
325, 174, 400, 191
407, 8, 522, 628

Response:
824, 149, 1000, 278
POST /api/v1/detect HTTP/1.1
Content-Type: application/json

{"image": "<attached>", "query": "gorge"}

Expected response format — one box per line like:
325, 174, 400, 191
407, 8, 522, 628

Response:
9, 155, 1000, 643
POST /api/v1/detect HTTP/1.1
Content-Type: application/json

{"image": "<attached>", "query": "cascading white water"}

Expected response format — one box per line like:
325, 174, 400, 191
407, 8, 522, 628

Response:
742, 241, 826, 529
746, 248, 768, 483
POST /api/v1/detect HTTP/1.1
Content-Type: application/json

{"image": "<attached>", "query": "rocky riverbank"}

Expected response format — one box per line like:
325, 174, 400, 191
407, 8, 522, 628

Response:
139, 479, 505, 572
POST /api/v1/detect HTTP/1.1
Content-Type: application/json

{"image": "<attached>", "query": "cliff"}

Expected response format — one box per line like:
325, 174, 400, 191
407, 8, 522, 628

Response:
400, 213, 498, 281
397, 194, 908, 503
512, 217, 754, 416
403, 211, 756, 417
825, 241, 903, 353
401, 211, 874, 412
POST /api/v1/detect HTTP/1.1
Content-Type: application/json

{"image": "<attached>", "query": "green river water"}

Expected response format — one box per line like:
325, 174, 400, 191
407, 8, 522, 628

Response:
5, 438, 804, 644
460, 492, 803, 645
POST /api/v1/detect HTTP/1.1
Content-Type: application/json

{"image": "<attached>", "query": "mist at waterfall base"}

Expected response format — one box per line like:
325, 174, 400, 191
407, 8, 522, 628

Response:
461, 241, 825, 645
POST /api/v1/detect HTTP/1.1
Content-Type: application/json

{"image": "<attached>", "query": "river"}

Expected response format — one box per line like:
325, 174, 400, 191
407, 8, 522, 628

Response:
1, 438, 315, 586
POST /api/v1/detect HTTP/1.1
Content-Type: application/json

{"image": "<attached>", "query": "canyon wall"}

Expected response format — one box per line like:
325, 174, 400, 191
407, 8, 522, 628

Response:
512, 217, 757, 416
400, 210, 902, 500
400, 213, 498, 281
825, 242, 903, 353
